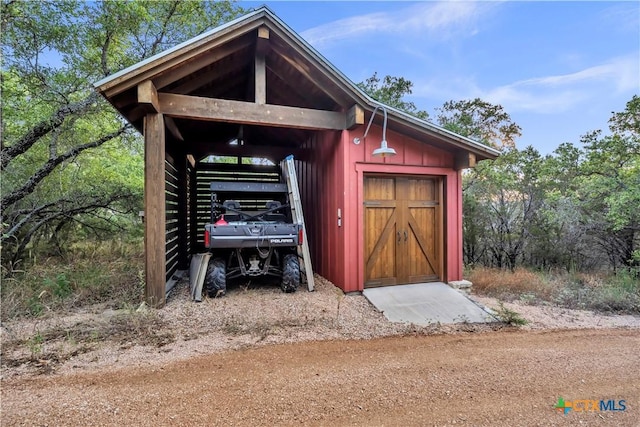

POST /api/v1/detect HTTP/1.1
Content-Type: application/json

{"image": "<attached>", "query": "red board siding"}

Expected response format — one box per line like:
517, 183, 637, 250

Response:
295, 131, 345, 289
295, 124, 464, 293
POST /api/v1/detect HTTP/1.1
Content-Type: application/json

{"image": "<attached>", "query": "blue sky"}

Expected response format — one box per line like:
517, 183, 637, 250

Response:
243, 1, 639, 154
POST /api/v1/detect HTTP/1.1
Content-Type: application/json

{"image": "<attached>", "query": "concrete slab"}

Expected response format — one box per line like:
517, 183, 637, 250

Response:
363, 282, 497, 325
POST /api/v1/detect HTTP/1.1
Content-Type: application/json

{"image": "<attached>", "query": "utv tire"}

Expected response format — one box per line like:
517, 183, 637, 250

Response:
281, 254, 300, 293
205, 258, 226, 297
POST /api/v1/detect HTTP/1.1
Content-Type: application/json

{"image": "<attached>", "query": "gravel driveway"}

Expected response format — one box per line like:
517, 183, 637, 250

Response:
2, 329, 639, 426
2, 275, 639, 426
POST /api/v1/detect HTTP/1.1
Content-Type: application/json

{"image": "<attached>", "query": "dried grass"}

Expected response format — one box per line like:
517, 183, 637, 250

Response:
468, 267, 553, 300
0, 307, 174, 373
469, 267, 640, 314
1, 240, 144, 320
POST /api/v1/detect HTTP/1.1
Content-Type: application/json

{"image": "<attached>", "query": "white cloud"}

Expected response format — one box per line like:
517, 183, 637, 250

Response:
408, 53, 638, 117
300, 2, 492, 48
483, 54, 640, 113
600, 3, 640, 34
514, 55, 638, 91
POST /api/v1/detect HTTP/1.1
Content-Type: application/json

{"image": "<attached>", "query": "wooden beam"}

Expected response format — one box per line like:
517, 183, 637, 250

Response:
258, 26, 270, 40
270, 41, 350, 105
254, 26, 269, 105
455, 151, 477, 170
186, 154, 196, 168
189, 141, 309, 162
144, 113, 166, 308
158, 92, 346, 130
255, 51, 266, 104
346, 104, 365, 130
138, 80, 159, 113
152, 38, 254, 90
172, 62, 247, 96
165, 116, 184, 142
256, 25, 270, 55
265, 64, 318, 108
101, 26, 261, 96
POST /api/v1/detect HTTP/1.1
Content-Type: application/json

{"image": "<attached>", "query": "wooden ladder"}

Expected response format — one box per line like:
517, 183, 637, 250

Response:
281, 155, 315, 291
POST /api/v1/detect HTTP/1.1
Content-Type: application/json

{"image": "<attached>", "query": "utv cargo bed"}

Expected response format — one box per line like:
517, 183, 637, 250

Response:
204, 222, 301, 248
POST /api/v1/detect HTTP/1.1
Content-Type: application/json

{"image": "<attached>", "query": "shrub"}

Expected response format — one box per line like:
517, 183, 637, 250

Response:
493, 302, 528, 326
1, 238, 144, 320
468, 267, 640, 315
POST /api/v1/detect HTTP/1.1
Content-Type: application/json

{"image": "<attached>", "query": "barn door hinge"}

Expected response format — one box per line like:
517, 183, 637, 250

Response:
364, 201, 381, 206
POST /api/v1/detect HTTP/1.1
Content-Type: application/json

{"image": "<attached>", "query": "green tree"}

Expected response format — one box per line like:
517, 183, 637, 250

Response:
462, 147, 546, 270
436, 98, 522, 149
531, 143, 589, 271
357, 72, 429, 120
576, 96, 640, 270
432, 98, 525, 268
1, 0, 245, 265
461, 95, 640, 273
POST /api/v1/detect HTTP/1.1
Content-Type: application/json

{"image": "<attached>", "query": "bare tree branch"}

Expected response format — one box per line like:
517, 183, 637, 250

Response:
5, 190, 140, 264
148, 1, 180, 56
1, 126, 128, 209
2, 200, 59, 240
0, 92, 99, 170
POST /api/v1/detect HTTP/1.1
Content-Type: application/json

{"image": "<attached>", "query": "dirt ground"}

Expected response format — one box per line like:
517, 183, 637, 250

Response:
1, 329, 638, 426
2, 277, 639, 426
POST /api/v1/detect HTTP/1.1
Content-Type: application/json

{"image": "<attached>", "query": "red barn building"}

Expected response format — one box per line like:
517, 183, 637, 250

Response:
95, 7, 499, 306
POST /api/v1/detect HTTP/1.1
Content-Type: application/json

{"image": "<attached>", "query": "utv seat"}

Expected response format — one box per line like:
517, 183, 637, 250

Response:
264, 200, 286, 223
265, 200, 282, 210
222, 200, 243, 221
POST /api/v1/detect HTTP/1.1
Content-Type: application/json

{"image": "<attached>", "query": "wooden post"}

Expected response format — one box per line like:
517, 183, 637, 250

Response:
255, 26, 269, 104
138, 80, 160, 113
144, 113, 166, 307
255, 52, 266, 104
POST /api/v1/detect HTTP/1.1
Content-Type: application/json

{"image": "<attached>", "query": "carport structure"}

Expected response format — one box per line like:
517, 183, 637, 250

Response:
95, 7, 498, 307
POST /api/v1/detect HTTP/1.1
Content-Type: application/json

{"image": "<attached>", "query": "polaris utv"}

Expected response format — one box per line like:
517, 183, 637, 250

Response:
202, 181, 302, 297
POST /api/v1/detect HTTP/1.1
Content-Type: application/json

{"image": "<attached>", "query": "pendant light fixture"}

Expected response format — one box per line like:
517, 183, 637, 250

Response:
353, 104, 396, 157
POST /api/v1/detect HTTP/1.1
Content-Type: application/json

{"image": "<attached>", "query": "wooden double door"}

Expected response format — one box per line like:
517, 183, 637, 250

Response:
364, 175, 443, 287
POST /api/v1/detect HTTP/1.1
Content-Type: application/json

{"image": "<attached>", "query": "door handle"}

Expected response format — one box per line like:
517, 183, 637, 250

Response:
397, 231, 401, 243
404, 230, 408, 242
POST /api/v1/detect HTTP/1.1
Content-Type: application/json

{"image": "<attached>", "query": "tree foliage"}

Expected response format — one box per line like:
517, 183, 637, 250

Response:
459, 96, 639, 273
1, 0, 246, 265
436, 98, 522, 149
357, 72, 429, 120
